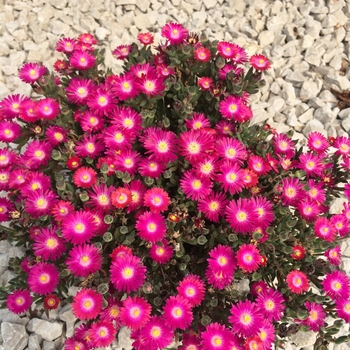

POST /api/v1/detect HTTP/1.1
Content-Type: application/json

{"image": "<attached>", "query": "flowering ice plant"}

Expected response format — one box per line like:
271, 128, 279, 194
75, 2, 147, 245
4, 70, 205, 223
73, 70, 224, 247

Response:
0, 22, 350, 350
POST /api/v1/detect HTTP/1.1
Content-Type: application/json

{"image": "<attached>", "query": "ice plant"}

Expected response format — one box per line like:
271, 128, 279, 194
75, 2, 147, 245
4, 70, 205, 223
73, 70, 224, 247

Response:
0, 23, 349, 350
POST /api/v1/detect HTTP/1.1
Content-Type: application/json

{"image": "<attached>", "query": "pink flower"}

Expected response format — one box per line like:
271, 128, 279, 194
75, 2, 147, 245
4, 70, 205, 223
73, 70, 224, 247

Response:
216, 136, 247, 164
286, 270, 309, 294
87, 87, 117, 116
75, 134, 105, 159
161, 22, 189, 44
120, 296, 151, 330
177, 274, 206, 307
124, 180, 146, 213
236, 243, 261, 273
51, 200, 74, 222
18, 99, 39, 122
36, 98, 60, 120
229, 300, 263, 338
297, 199, 321, 222
78, 33, 97, 45
73, 167, 97, 189
137, 32, 154, 45
250, 54, 271, 71
66, 244, 102, 277
179, 333, 201, 350
217, 161, 245, 195
24, 189, 58, 218
28, 262, 60, 295
0, 121, 21, 142
66, 78, 95, 104
87, 184, 114, 212
333, 136, 350, 157
219, 95, 244, 121
149, 239, 173, 264
135, 211, 167, 243
307, 131, 329, 154
248, 154, 270, 175
90, 320, 117, 348
273, 133, 295, 158
61, 210, 97, 244
198, 77, 213, 90
194, 46, 211, 62
136, 72, 165, 97
257, 320, 275, 350
256, 288, 285, 322
115, 149, 141, 175
55, 37, 77, 53
110, 254, 146, 293
281, 177, 304, 206
325, 246, 342, 266
138, 157, 166, 179
322, 271, 350, 301
217, 41, 248, 62
79, 111, 104, 133
70, 50, 96, 70
21, 140, 52, 170
251, 196, 275, 229
72, 288, 103, 320
335, 298, 350, 323
6, 289, 32, 314
19, 62, 47, 83
143, 187, 170, 213
208, 244, 236, 276
0, 94, 30, 119
314, 217, 336, 242
300, 302, 326, 331
201, 322, 233, 350
45, 125, 68, 146
111, 187, 132, 209
110, 245, 133, 261
163, 295, 193, 330
112, 44, 132, 59
0, 197, 14, 222
225, 198, 258, 234
197, 191, 228, 222
113, 73, 139, 101
180, 170, 213, 201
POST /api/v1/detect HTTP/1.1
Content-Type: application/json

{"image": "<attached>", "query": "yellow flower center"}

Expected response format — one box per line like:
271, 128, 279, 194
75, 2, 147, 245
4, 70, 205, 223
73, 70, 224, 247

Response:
209, 201, 218, 211
46, 238, 57, 248
188, 142, 200, 153
151, 326, 161, 338
122, 267, 133, 279
192, 180, 201, 189
75, 223, 85, 233
36, 198, 47, 208
237, 211, 247, 222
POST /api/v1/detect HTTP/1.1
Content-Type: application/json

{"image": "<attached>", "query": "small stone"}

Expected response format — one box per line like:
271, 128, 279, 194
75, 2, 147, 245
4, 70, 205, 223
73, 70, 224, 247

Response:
49, 0, 68, 9
118, 327, 133, 349
322, 14, 338, 27
295, 103, 309, 117
290, 330, 317, 348
300, 34, 314, 50
1, 322, 28, 350
280, 82, 298, 106
285, 71, 307, 84
27, 51, 42, 62
299, 79, 323, 101
304, 47, 322, 66
258, 30, 274, 47
181, 0, 194, 15
318, 90, 338, 107
95, 27, 111, 41
28, 334, 42, 350
37, 4, 55, 23
0, 309, 29, 326
342, 116, 350, 132
49, 20, 71, 35
324, 74, 350, 91
27, 319, 63, 342
335, 26, 346, 43
303, 119, 326, 136
133, 11, 158, 29
267, 96, 285, 114
203, 0, 217, 9
42, 341, 55, 350
338, 108, 350, 120
314, 107, 337, 124
136, 0, 150, 12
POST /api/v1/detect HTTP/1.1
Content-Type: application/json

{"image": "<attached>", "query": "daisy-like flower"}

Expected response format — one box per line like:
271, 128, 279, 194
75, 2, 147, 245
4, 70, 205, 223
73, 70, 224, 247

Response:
55, 37, 77, 53
217, 162, 245, 195
163, 295, 193, 330
0, 168, 10, 191
273, 133, 295, 158
216, 137, 247, 164
0, 121, 21, 143
143, 187, 171, 213
208, 244, 236, 277
257, 320, 275, 350
298, 152, 324, 177
140, 316, 174, 349
197, 191, 228, 223
248, 154, 271, 175
236, 243, 262, 273
43, 294, 60, 310
218, 64, 244, 80
120, 295, 152, 330
138, 157, 166, 178
179, 333, 201, 350
90, 320, 117, 348
333, 136, 350, 157
217, 41, 247, 61
61, 210, 97, 244
149, 239, 173, 264
18, 99, 39, 122
156, 63, 175, 77
45, 125, 68, 147
198, 77, 213, 90
124, 180, 146, 213
142, 127, 178, 163
281, 177, 304, 206
137, 32, 154, 45
177, 274, 205, 307
194, 46, 211, 62
290, 245, 306, 260
66, 244, 102, 277
87, 87, 117, 116
78, 33, 97, 45
110, 254, 146, 293
0, 197, 14, 222
250, 55, 271, 71
297, 199, 321, 222
251, 196, 275, 229
66, 155, 81, 171
19, 62, 47, 83
314, 217, 336, 242
161, 22, 189, 44
27, 262, 60, 295
129, 62, 155, 78
36, 98, 60, 120
201, 322, 233, 350
110, 106, 142, 137
73, 167, 97, 189
229, 300, 263, 338
21, 140, 52, 170
96, 156, 116, 175
111, 187, 132, 209
136, 72, 165, 97
70, 50, 96, 70
51, 200, 74, 222
100, 297, 123, 325
180, 170, 213, 201
103, 125, 134, 151
0, 149, 17, 169
179, 129, 215, 162
33, 226, 66, 261
24, 189, 58, 218
113, 72, 139, 101
72, 288, 103, 320
6, 289, 32, 314
73, 324, 95, 348
300, 302, 326, 331
21, 171, 51, 197
75, 134, 105, 159
79, 110, 104, 133
307, 131, 329, 154
325, 246, 342, 266
8, 168, 27, 190
115, 149, 141, 175
66, 78, 95, 104
256, 288, 285, 322
65, 338, 88, 350
342, 202, 350, 222
193, 156, 219, 181
87, 184, 114, 213
250, 281, 269, 297
205, 267, 233, 290
335, 298, 350, 323
322, 271, 350, 301
0, 94, 30, 119
225, 198, 258, 234
219, 95, 244, 121
135, 211, 167, 243
185, 112, 211, 131
286, 270, 309, 294
110, 245, 133, 261
305, 179, 326, 204
112, 44, 132, 59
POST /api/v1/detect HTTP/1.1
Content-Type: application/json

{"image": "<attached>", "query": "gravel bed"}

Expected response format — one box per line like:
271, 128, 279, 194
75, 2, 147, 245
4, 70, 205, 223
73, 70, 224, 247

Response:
0, 0, 350, 349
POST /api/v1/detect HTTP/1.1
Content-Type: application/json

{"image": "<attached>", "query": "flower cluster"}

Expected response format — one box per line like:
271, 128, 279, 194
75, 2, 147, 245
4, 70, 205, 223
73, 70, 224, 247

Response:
0, 23, 349, 350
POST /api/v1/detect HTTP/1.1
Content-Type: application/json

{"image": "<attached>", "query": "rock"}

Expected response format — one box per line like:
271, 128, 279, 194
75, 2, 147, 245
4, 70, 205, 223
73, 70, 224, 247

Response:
290, 330, 317, 348
280, 82, 298, 106
303, 119, 326, 136
0, 309, 29, 326
49, 20, 71, 36
267, 96, 286, 114
285, 71, 307, 84
338, 108, 350, 120
342, 117, 350, 132
298, 108, 315, 124
42, 341, 56, 350
118, 327, 133, 349
304, 47, 323, 66
136, 0, 150, 12
37, 4, 55, 23
324, 74, 350, 91
95, 27, 111, 41
299, 79, 322, 101
28, 334, 42, 350
203, 0, 217, 9
1, 322, 28, 350
59, 304, 76, 338
314, 107, 337, 124
49, 0, 68, 9
27, 319, 63, 342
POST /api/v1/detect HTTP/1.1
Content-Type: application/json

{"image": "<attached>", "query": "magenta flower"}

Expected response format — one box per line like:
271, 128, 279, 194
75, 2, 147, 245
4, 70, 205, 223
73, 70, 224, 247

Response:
87, 184, 114, 213
0, 94, 30, 119
19, 62, 47, 83
73, 167, 97, 189
197, 191, 228, 223
286, 270, 309, 294
0, 197, 14, 222
300, 302, 326, 331
55, 37, 77, 53
45, 125, 68, 146
112, 44, 132, 59
201, 322, 233, 350
273, 133, 296, 158
6, 289, 32, 314
28, 262, 60, 295
217, 41, 247, 62
325, 246, 342, 266
143, 187, 170, 213
217, 161, 246, 195
87, 87, 117, 116
281, 177, 304, 206
0, 121, 21, 143
335, 298, 350, 323
110, 254, 146, 293
161, 22, 189, 44
138, 157, 167, 179
219, 95, 244, 121
115, 149, 141, 175
149, 239, 173, 264
314, 217, 336, 242
322, 271, 350, 301
194, 46, 211, 62
24, 189, 58, 218
236, 243, 262, 273
256, 288, 285, 322
333, 136, 350, 157
66, 78, 96, 105
180, 170, 213, 201
185, 112, 211, 131
72, 288, 103, 320
135, 211, 167, 243
113, 72, 139, 100
36, 97, 60, 120
177, 274, 206, 307
307, 131, 329, 154
208, 244, 236, 277
90, 320, 117, 348
70, 50, 96, 70
21, 140, 52, 170
75, 134, 105, 159
249, 54, 271, 71
163, 295, 193, 330
216, 136, 247, 164
136, 72, 165, 97
120, 295, 151, 330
